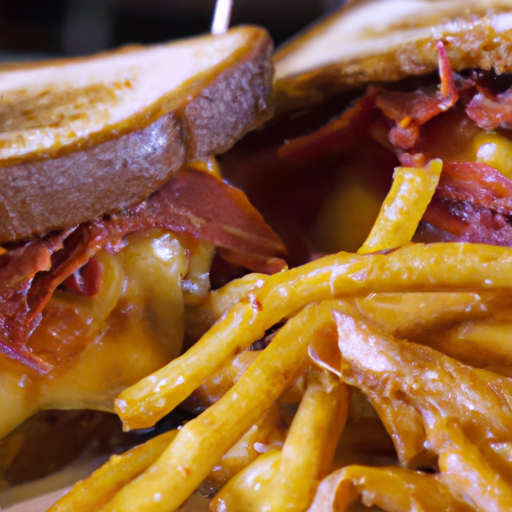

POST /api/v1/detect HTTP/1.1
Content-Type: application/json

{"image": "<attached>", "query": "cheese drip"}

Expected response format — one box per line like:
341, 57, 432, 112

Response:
0, 230, 213, 440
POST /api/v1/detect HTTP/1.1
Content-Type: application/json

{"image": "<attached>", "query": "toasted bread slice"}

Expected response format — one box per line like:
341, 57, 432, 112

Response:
274, 0, 512, 109
0, 26, 273, 243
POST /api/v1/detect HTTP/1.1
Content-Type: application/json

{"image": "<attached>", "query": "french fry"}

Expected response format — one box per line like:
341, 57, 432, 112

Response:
263, 366, 350, 512
210, 451, 282, 512
117, 242, 512, 430
185, 272, 269, 340
47, 430, 177, 512
334, 306, 512, 476
311, 289, 512, 380
431, 419, 512, 512
332, 305, 512, 509
208, 403, 289, 487
359, 160, 442, 254
308, 465, 473, 512
422, 307, 512, 374
191, 350, 260, 408
355, 291, 490, 340
104, 300, 341, 512
334, 308, 512, 441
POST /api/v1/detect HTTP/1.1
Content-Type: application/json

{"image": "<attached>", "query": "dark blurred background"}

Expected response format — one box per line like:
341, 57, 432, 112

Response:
0, 0, 341, 60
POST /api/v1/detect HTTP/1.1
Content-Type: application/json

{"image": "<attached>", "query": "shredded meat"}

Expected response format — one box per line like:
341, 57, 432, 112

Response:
466, 87, 512, 130
374, 42, 459, 150
0, 166, 286, 374
271, 43, 512, 253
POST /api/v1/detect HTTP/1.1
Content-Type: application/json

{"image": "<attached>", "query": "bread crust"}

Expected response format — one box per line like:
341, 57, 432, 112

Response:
274, 0, 512, 111
0, 28, 274, 243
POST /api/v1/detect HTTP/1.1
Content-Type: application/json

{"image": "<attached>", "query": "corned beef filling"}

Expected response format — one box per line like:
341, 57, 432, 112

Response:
0, 165, 286, 374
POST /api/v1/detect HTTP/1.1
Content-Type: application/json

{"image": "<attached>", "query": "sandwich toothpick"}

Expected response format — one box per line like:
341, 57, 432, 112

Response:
211, 0, 234, 35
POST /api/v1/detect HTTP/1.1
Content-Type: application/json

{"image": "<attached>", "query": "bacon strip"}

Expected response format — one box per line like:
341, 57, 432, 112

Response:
62, 257, 102, 297
138, 167, 287, 268
277, 95, 376, 163
438, 161, 512, 212
466, 87, 512, 130
421, 198, 468, 237
0, 230, 76, 374
420, 162, 512, 247
422, 199, 512, 247
0, 166, 286, 374
375, 41, 458, 149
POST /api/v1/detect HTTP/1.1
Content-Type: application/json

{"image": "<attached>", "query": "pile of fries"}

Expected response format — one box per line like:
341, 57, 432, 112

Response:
44, 149, 512, 511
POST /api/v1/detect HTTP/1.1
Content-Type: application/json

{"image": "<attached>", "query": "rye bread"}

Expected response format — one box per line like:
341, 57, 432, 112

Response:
274, 0, 512, 110
0, 26, 273, 243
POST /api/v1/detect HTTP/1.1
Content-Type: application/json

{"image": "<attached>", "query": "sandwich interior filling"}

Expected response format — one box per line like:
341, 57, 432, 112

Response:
223, 43, 512, 261
0, 158, 286, 481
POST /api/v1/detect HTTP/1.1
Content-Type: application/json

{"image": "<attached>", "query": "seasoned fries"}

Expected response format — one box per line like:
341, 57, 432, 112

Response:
359, 159, 442, 254
263, 367, 349, 512
94, 241, 512, 511
210, 450, 282, 512
116, 242, 512, 430
308, 465, 474, 512
48, 430, 178, 512
105, 301, 338, 511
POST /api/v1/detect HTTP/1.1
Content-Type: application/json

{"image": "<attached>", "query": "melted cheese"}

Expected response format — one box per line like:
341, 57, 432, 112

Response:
473, 131, 512, 179
0, 230, 213, 439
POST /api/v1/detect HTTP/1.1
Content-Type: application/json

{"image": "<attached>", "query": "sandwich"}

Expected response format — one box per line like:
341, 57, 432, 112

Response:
225, 0, 512, 258
0, 23, 286, 487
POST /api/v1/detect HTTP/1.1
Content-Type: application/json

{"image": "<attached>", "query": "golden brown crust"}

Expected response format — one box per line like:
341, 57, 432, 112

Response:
181, 33, 274, 158
0, 28, 274, 243
274, 0, 512, 111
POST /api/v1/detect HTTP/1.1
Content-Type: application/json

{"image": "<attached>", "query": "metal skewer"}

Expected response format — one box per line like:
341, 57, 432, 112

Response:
211, 0, 234, 35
